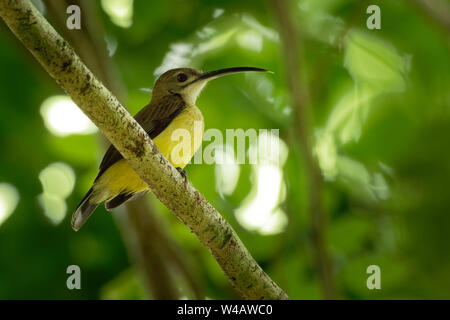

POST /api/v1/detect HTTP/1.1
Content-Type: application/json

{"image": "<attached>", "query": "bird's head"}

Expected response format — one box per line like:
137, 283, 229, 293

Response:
152, 67, 270, 105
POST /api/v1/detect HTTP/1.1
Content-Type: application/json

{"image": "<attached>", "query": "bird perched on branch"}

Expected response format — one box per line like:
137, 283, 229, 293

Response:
71, 67, 269, 231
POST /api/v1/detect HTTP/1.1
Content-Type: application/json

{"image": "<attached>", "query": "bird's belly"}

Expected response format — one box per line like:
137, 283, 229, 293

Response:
153, 104, 204, 168
95, 160, 149, 200
94, 105, 204, 200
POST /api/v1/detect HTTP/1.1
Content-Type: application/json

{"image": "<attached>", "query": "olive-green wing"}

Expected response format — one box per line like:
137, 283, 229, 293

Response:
95, 94, 185, 180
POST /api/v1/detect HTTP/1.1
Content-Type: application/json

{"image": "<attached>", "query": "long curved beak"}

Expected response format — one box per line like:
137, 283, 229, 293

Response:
189, 67, 271, 85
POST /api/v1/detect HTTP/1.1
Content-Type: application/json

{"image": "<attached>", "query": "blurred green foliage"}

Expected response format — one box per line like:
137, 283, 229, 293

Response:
0, 0, 449, 299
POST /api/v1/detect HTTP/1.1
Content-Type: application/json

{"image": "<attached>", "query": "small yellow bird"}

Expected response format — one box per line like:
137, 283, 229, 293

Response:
71, 67, 269, 231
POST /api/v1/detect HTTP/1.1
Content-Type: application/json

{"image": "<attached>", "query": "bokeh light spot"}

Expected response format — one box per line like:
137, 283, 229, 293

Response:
214, 145, 241, 198
101, 0, 133, 28
235, 164, 287, 235
38, 193, 67, 225
39, 162, 76, 198
237, 30, 263, 52
0, 183, 19, 227
235, 134, 288, 235
38, 162, 76, 225
213, 8, 224, 19
40, 95, 97, 137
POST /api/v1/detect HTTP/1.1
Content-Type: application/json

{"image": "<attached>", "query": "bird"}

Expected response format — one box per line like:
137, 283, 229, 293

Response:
71, 66, 269, 231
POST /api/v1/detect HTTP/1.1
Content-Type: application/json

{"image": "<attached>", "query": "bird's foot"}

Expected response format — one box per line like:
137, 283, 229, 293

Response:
176, 167, 188, 184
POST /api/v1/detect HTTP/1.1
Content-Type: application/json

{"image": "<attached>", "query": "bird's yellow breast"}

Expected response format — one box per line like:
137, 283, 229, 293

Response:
153, 104, 204, 168
93, 105, 204, 201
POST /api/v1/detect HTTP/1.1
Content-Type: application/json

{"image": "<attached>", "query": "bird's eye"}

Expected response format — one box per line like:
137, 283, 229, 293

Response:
177, 73, 188, 82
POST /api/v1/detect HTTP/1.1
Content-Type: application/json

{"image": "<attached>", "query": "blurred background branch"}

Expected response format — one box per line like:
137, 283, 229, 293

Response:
271, 0, 337, 299
412, 0, 450, 33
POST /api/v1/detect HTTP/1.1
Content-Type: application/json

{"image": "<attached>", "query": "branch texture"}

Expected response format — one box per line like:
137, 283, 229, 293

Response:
0, 0, 289, 299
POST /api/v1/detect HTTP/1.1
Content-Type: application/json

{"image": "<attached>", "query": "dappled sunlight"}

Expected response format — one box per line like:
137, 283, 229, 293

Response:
337, 156, 390, 201
192, 28, 237, 57
104, 34, 118, 57
214, 145, 240, 198
321, 31, 409, 145
241, 14, 279, 43
38, 193, 67, 225
38, 162, 75, 225
155, 27, 238, 75
154, 42, 193, 76
248, 130, 288, 166
212, 8, 224, 19
235, 133, 288, 235
243, 72, 292, 124
235, 164, 287, 235
314, 127, 392, 201
155, 12, 278, 77
259, 207, 288, 235
297, 0, 344, 46
323, 87, 374, 144
0, 183, 19, 227
39, 162, 75, 198
344, 30, 410, 93
236, 29, 263, 52
196, 27, 217, 40
101, 0, 133, 28
245, 72, 275, 102
314, 30, 410, 201
40, 95, 98, 137
314, 131, 338, 181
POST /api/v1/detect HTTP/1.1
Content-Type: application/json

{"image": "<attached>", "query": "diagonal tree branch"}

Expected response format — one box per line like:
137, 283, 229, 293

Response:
0, 0, 289, 300
270, 0, 338, 299
412, 0, 450, 33
43, 0, 203, 299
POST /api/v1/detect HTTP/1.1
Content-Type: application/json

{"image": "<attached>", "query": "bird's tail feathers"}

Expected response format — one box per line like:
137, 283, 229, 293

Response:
71, 188, 99, 231
105, 190, 148, 211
